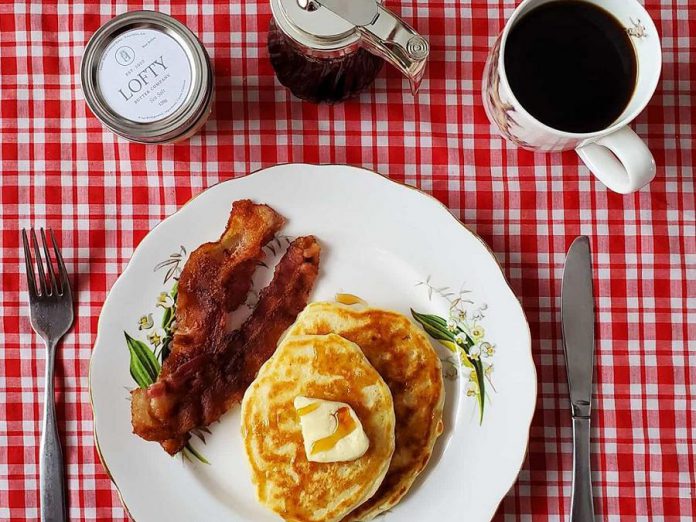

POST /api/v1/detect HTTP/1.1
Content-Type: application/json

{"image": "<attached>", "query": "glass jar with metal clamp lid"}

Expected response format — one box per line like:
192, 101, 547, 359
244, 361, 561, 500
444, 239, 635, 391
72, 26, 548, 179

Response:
268, 0, 429, 103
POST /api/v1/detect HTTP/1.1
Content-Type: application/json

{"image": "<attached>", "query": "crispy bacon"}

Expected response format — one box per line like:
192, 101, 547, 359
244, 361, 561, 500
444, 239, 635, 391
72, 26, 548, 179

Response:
131, 236, 321, 454
160, 200, 285, 379
131, 200, 284, 453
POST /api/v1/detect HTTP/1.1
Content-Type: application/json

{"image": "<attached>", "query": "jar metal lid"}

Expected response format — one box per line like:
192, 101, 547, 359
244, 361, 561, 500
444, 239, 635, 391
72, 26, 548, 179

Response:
271, 0, 361, 52
81, 11, 213, 144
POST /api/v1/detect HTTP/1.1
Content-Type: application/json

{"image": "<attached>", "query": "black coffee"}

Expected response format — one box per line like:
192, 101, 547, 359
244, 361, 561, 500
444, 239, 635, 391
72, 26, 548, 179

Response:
504, 0, 637, 133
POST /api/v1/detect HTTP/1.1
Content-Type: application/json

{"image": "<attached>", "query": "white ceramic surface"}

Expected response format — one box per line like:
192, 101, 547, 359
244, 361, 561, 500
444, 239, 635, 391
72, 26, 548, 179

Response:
482, 0, 661, 193
90, 164, 537, 522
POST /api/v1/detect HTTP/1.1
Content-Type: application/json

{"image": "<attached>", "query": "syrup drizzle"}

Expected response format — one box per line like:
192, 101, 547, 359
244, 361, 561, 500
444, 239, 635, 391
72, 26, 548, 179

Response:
311, 407, 357, 455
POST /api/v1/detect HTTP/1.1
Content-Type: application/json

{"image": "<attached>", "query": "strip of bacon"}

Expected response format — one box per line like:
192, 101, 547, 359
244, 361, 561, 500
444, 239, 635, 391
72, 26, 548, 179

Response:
130, 200, 283, 453
131, 236, 321, 454
160, 200, 285, 379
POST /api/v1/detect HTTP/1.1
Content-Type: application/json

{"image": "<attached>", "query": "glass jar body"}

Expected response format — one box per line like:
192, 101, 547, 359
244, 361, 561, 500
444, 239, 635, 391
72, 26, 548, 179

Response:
268, 19, 383, 104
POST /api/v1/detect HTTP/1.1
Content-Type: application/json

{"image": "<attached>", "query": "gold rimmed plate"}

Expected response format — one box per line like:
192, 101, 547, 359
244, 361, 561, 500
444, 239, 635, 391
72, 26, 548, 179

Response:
90, 164, 536, 521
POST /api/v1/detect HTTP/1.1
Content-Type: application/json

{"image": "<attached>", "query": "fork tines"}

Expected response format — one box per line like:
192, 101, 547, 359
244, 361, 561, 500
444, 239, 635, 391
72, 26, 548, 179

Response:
21, 228, 68, 298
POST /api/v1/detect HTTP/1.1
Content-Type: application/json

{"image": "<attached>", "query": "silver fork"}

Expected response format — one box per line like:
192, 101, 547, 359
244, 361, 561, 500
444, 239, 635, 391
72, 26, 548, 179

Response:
22, 228, 73, 522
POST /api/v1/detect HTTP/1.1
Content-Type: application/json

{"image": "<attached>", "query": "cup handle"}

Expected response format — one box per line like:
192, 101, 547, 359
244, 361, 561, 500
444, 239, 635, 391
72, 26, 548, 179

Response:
576, 126, 656, 194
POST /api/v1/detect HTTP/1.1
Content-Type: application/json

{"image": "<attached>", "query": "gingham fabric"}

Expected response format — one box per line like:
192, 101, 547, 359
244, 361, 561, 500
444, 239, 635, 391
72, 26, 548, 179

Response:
0, 1, 693, 520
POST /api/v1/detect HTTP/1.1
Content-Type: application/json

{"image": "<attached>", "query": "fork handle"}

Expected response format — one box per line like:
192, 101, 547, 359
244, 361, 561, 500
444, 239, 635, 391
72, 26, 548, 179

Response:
40, 342, 66, 522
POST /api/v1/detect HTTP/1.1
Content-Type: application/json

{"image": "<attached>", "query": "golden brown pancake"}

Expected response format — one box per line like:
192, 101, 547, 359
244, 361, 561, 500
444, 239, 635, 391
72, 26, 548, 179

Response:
286, 302, 445, 521
241, 334, 395, 522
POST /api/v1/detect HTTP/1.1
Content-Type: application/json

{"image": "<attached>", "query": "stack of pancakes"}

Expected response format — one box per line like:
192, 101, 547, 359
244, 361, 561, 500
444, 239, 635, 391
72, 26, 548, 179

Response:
241, 301, 445, 522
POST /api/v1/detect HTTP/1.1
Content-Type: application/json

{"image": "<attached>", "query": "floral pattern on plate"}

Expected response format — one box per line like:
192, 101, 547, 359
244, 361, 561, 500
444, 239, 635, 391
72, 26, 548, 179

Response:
412, 276, 496, 423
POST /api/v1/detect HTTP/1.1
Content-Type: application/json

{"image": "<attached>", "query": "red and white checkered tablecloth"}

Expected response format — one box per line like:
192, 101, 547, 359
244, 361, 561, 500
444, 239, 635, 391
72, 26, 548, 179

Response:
0, 0, 694, 520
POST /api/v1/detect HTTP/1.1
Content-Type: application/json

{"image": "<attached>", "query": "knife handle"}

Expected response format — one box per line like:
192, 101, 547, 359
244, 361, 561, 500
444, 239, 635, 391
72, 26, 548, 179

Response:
571, 415, 595, 522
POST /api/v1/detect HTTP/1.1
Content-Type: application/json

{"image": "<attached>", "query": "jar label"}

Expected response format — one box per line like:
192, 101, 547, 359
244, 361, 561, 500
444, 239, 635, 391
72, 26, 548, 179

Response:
97, 28, 192, 123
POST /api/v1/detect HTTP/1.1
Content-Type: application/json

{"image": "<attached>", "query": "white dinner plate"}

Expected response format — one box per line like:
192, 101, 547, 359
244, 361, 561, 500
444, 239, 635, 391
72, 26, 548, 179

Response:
90, 163, 536, 522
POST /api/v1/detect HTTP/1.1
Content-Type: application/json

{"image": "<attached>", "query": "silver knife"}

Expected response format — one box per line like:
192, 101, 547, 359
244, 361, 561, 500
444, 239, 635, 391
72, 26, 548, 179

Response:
561, 236, 596, 522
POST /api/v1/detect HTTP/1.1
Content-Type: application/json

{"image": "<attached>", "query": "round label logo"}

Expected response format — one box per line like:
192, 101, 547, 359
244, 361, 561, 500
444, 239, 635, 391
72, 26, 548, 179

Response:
115, 46, 135, 66
99, 29, 192, 123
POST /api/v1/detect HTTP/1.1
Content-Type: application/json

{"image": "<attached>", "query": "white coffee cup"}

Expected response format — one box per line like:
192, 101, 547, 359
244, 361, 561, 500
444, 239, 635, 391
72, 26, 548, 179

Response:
482, 0, 662, 194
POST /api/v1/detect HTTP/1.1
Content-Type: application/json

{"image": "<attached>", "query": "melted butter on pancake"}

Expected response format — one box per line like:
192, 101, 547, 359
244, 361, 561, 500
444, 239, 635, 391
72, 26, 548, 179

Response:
294, 396, 369, 463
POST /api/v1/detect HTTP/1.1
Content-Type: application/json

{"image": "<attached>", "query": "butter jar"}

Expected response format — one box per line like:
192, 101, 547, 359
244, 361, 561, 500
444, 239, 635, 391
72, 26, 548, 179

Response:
81, 11, 213, 144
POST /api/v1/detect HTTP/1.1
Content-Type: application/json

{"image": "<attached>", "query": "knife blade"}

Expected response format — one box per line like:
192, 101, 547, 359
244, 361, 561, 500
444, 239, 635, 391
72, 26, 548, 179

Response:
562, 235, 595, 414
562, 235, 596, 522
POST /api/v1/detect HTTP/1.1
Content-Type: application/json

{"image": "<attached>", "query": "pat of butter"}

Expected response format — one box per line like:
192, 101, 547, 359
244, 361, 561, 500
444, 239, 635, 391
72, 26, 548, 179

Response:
294, 396, 369, 463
